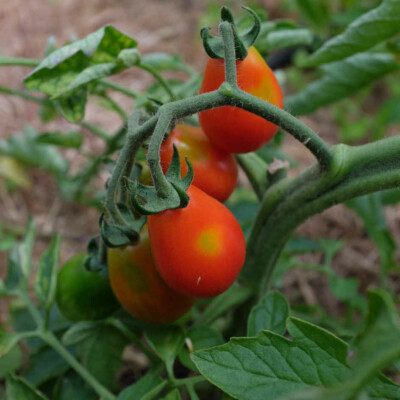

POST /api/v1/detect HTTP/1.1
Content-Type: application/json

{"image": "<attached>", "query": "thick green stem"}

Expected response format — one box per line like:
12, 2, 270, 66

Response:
0, 56, 39, 67
219, 22, 238, 87
244, 136, 400, 297
146, 111, 174, 198
221, 84, 333, 169
105, 115, 157, 222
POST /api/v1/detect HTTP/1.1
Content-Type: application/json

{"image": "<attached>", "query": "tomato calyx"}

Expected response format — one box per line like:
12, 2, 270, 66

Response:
201, 6, 261, 60
128, 145, 194, 215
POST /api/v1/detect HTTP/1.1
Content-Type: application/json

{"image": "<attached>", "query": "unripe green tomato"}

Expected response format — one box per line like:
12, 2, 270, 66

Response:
56, 253, 119, 322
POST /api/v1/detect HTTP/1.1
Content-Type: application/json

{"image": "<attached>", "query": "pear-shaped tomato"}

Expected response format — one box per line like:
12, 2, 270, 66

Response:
148, 186, 246, 298
108, 228, 195, 324
199, 46, 283, 154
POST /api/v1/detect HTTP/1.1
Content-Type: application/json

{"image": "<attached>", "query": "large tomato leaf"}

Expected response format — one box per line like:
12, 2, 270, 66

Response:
305, 0, 400, 66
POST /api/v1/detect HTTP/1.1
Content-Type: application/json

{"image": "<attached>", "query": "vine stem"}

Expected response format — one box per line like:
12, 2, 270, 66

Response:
17, 291, 116, 400
105, 115, 157, 223
219, 22, 238, 87
139, 62, 176, 101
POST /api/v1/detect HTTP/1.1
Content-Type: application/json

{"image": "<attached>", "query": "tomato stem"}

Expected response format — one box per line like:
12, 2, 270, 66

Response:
219, 22, 238, 87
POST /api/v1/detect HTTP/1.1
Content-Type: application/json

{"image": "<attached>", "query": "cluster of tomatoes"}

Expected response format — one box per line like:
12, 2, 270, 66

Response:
56, 47, 283, 325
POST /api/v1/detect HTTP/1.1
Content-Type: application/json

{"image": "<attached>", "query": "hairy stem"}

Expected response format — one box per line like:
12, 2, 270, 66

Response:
219, 22, 238, 87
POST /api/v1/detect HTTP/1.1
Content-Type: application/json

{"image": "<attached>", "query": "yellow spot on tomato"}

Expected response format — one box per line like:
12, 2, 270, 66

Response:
197, 228, 221, 256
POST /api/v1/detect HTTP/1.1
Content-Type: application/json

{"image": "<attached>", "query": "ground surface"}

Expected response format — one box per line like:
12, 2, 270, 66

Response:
0, 0, 399, 326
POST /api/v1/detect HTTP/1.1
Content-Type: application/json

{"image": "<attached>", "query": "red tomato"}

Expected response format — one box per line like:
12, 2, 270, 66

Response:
108, 228, 195, 324
160, 124, 238, 202
199, 46, 283, 154
147, 185, 246, 298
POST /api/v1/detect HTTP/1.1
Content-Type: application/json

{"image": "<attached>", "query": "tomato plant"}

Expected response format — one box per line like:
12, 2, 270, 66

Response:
2, 3, 400, 400
56, 253, 119, 322
199, 46, 283, 154
147, 185, 246, 298
108, 227, 195, 324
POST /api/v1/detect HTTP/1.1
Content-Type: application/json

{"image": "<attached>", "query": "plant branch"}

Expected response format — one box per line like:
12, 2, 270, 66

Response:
219, 22, 238, 87
139, 62, 176, 101
101, 80, 139, 99
0, 56, 39, 67
80, 121, 111, 143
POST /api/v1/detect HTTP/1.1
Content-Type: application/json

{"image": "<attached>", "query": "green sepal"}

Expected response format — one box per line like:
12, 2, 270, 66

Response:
99, 213, 145, 248
201, 6, 261, 60
128, 145, 193, 215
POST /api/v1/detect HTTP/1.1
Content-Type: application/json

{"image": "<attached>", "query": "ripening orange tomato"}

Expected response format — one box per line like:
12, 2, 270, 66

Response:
199, 46, 283, 154
147, 185, 246, 298
108, 228, 195, 324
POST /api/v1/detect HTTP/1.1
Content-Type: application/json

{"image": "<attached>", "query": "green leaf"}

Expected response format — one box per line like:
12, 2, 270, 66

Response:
34, 235, 60, 311
54, 87, 87, 123
259, 29, 313, 52
247, 291, 290, 337
23, 346, 69, 387
5, 219, 36, 290
6, 374, 49, 400
62, 321, 101, 346
144, 326, 184, 375
192, 318, 349, 400
306, 0, 400, 66
0, 344, 22, 378
193, 284, 253, 327
0, 127, 68, 177
286, 52, 398, 116
178, 327, 225, 371
347, 193, 397, 273
141, 53, 191, 73
294, 0, 330, 30
117, 368, 166, 400
160, 389, 181, 400
36, 131, 83, 149
78, 323, 128, 390
54, 371, 97, 400
0, 331, 24, 358
24, 26, 137, 97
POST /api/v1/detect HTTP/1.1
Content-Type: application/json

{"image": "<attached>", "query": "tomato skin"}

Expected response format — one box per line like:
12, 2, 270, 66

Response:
141, 124, 238, 202
147, 186, 246, 298
56, 254, 119, 322
199, 46, 284, 154
108, 229, 195, 324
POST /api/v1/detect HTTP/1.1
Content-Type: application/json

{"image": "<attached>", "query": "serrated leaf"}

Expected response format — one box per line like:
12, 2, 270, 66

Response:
34, 235, 60, 310
54, 371, 97, 400
192, 318, 350, 400
24, 26, 137, 97
247, 291, 290, 337
6, 374, 49, 400
286, 52, 398, 116
36, 131, 83, 149
306, 0, 400, 66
